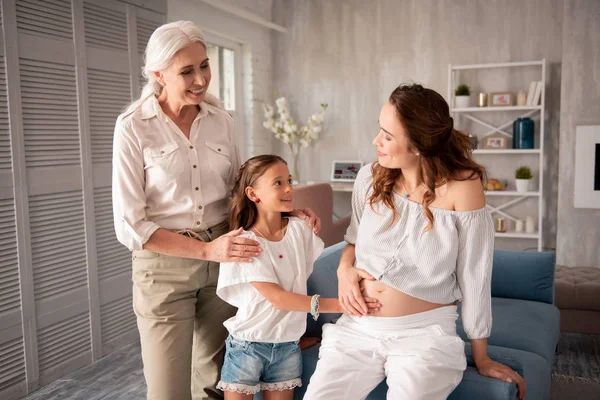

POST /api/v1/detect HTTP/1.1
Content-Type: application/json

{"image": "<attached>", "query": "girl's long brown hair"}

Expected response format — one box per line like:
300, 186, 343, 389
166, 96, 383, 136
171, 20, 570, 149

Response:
229, 155, 287, 230
369, 83, 486, 231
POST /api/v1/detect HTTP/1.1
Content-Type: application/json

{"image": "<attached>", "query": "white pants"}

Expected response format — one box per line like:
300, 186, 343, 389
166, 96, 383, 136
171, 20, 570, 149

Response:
304, 306, 466, 400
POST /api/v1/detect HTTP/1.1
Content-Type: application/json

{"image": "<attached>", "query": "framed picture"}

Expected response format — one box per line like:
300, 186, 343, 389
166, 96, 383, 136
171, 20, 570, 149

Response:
331, 160, 363, 182
574, 125, 600, 208
483, 134, 508, 149
489, 92, 513, 107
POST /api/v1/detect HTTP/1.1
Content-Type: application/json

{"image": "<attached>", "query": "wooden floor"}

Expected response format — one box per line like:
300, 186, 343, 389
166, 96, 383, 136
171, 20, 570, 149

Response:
22, 341, 146, 400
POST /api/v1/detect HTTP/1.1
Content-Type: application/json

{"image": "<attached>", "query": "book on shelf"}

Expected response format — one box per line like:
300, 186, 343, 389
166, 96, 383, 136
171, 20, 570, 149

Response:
526, 81, 543, 106
532, 81, 543, 106
526, 81, 537, 106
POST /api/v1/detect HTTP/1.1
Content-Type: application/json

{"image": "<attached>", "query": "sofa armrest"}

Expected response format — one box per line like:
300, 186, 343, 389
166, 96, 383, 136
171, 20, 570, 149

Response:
449, 367, 519, 400
461, 342, 551, 400
491, 250, 556, 304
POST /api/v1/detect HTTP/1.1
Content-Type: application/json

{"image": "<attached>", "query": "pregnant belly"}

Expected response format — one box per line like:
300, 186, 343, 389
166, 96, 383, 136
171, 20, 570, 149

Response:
360, 279, 455, 317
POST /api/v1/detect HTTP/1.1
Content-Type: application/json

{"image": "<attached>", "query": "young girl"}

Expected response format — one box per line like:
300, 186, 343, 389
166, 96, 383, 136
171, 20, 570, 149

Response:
216, 155, 380, 399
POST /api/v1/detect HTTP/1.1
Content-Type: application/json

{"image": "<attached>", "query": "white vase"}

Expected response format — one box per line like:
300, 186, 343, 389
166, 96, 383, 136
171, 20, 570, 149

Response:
455, 96, 470, 108
525, 216, 536, 233
291, 150, 301, 183
515, 179, 530, 193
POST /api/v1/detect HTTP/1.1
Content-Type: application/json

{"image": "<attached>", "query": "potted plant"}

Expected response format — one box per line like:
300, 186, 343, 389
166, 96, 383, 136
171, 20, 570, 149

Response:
515, 166, 533, 193
455, 84, 471, 108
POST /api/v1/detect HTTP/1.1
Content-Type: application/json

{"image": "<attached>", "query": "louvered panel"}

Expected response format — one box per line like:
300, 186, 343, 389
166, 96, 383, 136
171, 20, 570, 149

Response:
94, 187, 131, 280
37, 311, 90, 372
136, 17, 161, 54
0, 336, 26, 393
88, 69, 130, 163
83, 2, 127, 52
0, 56, 10, 172
16, 0, 72, 40
20, 59, 80, 168
100, 295, 135, 346
139, 73, 146, 95
29, 191, 87, 301
0, 199, 19, 317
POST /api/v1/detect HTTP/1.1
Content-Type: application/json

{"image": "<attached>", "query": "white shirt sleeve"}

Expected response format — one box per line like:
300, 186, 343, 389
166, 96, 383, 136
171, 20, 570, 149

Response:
112, 116, 161, 251
217, 236, 280, 307
456, 211, 495, 339
344, 164, 372, 244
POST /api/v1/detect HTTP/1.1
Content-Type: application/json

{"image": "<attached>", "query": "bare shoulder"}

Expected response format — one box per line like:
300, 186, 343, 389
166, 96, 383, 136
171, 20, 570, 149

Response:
447, 171, 485, 211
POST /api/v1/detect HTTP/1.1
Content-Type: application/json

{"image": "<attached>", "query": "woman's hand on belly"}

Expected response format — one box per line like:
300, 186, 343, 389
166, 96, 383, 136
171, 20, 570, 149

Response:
337, 265, 376, 316
359, 280, 454, 317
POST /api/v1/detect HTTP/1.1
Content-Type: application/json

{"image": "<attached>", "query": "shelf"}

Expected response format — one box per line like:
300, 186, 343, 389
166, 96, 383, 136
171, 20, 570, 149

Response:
473, 149, 541, 155
451, 106, 542, 112
485, 191, 539, 197
451, 60, 544, 70
495, 232, 540, 239
449, 58, 546, 251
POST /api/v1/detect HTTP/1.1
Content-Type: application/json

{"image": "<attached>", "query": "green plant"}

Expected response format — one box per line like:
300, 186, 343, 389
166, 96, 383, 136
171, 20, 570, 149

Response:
455, 84, 470, 96
515, 166, 533, 179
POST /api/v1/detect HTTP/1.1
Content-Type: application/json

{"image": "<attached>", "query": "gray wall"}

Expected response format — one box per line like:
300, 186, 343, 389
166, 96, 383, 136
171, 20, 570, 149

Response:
556, 0, 600, 267
272, 0, 568, 253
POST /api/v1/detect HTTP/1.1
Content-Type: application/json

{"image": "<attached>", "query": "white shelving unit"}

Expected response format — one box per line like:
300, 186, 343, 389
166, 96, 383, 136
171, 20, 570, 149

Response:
448, 60, 546, 251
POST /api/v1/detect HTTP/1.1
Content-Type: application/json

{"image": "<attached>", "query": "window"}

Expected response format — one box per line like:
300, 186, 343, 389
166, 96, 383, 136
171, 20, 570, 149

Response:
206, 44, 236, 111
204, 33, 245, 160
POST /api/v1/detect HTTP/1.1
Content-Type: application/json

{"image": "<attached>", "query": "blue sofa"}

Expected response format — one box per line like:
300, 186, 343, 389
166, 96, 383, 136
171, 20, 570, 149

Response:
293, 242, 560, 400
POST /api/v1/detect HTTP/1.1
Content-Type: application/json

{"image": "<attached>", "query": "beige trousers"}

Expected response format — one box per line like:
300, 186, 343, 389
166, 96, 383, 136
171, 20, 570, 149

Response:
132, 221, 236, 400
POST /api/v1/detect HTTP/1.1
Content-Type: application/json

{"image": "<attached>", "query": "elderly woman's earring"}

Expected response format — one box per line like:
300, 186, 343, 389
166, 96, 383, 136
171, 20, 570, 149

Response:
415, 152, 420, 156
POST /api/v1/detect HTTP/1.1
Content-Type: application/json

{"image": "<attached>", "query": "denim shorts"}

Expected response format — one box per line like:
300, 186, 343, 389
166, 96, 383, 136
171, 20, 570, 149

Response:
216, 335, 303, 394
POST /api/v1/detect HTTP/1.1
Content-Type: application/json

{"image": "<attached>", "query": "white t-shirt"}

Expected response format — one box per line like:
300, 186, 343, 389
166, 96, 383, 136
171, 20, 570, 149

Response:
217, 217, 324, 343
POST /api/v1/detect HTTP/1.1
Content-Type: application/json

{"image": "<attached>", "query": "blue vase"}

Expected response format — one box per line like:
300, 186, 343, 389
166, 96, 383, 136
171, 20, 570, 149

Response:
513, 119, 521, 149
513, 118, 534, 149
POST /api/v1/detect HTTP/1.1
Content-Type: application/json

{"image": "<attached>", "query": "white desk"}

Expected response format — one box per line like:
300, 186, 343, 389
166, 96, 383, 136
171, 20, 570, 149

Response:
304, 181, 355, 192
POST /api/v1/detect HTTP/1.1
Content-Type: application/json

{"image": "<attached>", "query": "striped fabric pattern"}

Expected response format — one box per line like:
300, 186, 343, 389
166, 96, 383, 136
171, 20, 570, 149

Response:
345, 164, 495, 339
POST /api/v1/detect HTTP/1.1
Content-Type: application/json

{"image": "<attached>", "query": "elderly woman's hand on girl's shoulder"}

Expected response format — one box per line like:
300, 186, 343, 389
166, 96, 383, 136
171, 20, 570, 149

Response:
289, 207, 321, 234
205, 227, 262, 263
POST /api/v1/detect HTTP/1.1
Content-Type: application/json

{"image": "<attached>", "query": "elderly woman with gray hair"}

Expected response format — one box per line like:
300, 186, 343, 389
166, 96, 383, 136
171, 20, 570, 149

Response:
112, 21, 320, 400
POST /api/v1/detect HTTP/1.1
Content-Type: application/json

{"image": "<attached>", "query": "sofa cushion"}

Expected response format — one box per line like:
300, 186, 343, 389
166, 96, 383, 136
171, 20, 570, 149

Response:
457, 297, 560, 363
555, 265, 600, 311
294, 343, 551, 400
305, 242, 345, 336
491, 250, 555, 304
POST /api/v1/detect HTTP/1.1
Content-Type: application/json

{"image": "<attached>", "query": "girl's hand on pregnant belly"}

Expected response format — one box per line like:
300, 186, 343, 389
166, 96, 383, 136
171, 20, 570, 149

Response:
361, 286, 382, 315
337, 266, 375, 316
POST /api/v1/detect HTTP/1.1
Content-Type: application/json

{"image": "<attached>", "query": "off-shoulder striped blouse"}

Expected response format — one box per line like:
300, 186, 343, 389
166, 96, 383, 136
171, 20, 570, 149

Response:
344, 164, 495, 339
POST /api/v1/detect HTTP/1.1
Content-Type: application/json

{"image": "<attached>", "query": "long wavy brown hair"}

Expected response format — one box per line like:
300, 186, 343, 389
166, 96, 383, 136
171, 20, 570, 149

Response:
369, 83, 486, 231
229, 155, 287, 231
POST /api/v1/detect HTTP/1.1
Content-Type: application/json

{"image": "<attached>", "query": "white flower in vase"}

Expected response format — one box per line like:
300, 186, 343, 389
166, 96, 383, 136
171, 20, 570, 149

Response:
262, 96, 328, 182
